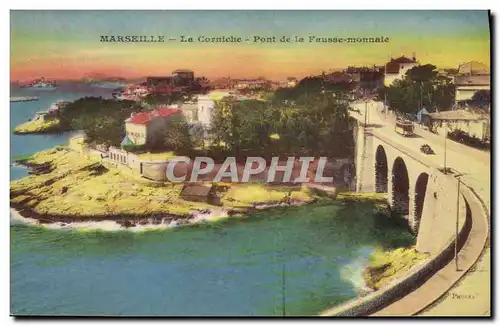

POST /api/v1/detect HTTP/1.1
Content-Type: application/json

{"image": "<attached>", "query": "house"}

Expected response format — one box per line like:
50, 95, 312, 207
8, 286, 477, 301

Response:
234, 78, 270, 90
416, 108, 431, 125
48, 100, 69, 113
454, 61, 490, 104
32, 111, 56, 123
383, 56, 418, 86
146, 76, 173, 88
122, 84, 149, 100
210, 77, 234, 89
458, 61, 489, 75
180, 183, 216, 203
345, 66, 384, 90
123, 107, 182, 146
280, 77, 298, 88
196, 95, 215, 127
195, 91, 232, 125
172, 69, 195, 87
179, 102, 199, 124
323, 71, 353, 83
429, 109, 490, 141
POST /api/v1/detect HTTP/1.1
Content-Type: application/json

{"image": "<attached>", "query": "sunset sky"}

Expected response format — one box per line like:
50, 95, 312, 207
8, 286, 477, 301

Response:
10, 10, 490, 81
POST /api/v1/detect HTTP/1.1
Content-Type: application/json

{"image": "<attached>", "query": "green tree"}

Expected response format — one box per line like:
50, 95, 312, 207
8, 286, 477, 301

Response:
143, 92, 190, 107
468, 90, 491, 110
162, 114, 193, 153
210, 98, 277, 157
57, 97, 144, 146
209, 76, 354, 159
380, 64, 455, 114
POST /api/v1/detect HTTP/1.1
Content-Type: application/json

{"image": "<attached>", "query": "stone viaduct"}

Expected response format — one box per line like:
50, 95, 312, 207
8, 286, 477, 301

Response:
351, 113, 465, 255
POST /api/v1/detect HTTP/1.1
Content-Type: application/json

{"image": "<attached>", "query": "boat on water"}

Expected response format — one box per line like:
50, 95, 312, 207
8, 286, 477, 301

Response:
21, 77, 57, 90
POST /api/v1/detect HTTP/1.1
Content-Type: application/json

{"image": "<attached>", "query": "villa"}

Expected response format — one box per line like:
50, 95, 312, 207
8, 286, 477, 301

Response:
383, 55, 418, 86
122, 107, 182, 147
234, 78, 270, 90
429, 109, 490, 141
454, 61, 490, 104
280, 77, 298, 88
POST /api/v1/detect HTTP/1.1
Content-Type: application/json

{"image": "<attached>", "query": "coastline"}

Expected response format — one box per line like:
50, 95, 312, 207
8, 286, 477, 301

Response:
10, 197, 315, 232
10, 145, 424, 309
10, 146, 317, 226
13, 118, 65, 135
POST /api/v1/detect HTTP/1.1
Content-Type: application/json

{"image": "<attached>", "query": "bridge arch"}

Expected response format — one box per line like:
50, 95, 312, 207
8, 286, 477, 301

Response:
413, 172, 429, 235
375, 145, 388, 193
392, 157, 410, 217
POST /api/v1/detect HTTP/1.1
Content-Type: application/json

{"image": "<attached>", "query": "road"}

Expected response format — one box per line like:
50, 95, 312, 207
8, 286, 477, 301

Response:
350, 101, 491, 316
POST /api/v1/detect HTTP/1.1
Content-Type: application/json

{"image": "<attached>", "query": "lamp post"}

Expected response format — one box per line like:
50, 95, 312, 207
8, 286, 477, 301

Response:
455, 176, 461, 271
364, 99, 368, 126
282, 262, 286, 316
444, 129, 447, 174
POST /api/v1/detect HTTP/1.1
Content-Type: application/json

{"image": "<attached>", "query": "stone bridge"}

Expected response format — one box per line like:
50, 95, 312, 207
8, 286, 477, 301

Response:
350, 101, 466, 255
319, 100, 490, 316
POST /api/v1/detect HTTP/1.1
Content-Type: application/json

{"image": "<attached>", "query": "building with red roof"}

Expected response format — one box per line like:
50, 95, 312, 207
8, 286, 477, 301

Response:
123, 107, 182, 146
383, 55, 418, 86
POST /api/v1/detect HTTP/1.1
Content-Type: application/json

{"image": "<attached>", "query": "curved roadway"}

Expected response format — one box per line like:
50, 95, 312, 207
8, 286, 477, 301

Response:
350, 101, 490, 316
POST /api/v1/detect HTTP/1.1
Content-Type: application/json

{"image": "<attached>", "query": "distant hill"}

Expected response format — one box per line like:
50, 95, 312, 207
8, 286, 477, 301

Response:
81, 72, 128, 83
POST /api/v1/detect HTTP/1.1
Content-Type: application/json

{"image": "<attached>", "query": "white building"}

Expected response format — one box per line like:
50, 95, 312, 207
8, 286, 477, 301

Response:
176, 91, 232, 139
197, 96, 215, 126
383, 56, 418, 86
429, 109, 490, 141
454, 61, 490, 104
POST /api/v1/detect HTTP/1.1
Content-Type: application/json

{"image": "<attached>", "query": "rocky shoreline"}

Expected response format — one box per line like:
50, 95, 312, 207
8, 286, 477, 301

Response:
10, 197, 315, 231
13, 118, 66, 135
10, 146, 317, 230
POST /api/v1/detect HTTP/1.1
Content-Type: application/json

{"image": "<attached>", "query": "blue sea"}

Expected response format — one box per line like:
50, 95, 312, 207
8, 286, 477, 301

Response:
9, 83, 413, 316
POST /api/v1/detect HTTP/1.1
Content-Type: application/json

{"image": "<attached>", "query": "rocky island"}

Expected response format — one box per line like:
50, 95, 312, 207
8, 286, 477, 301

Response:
10, 146, 314, 228
13, 117, 62, 134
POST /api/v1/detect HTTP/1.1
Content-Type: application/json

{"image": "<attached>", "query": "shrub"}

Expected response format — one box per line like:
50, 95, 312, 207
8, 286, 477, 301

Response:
447, 129, 489, 150
122, 144, 146, 153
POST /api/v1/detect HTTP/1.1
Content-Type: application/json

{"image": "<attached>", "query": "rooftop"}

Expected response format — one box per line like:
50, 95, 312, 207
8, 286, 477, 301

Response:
385, 56, 417, 74
429, 109, 489, 121
173, 69, 194, 73
454, 74, 490, 86
126, 107, 181, 125
458, 61, 490, 75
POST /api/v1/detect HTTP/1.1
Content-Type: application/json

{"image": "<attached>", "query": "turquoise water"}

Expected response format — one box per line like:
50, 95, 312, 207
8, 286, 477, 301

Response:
10, 83, 113, 180
10, 85, 414, 316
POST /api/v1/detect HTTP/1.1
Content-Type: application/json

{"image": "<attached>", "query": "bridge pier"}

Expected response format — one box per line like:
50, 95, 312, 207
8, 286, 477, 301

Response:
351, 118, 465, 255
353, 122, 376, 193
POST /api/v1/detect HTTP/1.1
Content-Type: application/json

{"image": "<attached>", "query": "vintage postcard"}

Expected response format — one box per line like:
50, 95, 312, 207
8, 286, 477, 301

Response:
9, 10, 491, 317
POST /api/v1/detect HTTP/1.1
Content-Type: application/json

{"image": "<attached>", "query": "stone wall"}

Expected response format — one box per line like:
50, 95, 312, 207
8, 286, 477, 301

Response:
320, 187, 470, 316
